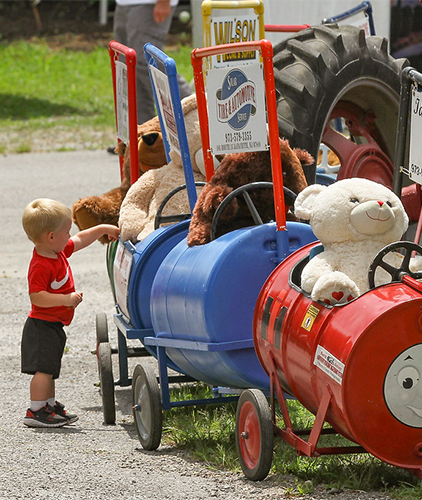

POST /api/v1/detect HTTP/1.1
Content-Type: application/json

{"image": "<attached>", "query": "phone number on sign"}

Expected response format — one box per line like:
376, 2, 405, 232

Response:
225, 131, 252, 143
411, 163, 422, 178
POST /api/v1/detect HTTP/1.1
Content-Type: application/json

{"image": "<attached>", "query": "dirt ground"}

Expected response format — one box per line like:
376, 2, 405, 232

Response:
0, 0, 191, 50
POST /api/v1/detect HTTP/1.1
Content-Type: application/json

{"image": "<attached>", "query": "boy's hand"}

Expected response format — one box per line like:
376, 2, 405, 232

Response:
105, 225, 120, 242
67, 291, 83, 309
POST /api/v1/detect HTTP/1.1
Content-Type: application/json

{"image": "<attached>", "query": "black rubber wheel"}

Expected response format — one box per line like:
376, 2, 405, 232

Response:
132, 364, 162, 450
210, 182, 297, 241
96, 312, 109, 347
98, 342, 116, 425
273, 24, 409, 186
95, 312, 109, 384
368, 241, 422, 289
154, 182, 206, 230
235, 389, 274, 481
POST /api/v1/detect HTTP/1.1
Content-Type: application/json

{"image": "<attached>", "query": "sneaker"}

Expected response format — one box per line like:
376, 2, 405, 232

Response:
53, 401, 79, 424
23, 404, 68, 428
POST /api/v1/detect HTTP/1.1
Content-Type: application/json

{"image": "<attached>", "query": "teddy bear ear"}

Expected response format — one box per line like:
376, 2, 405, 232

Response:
294, 184, 327, 221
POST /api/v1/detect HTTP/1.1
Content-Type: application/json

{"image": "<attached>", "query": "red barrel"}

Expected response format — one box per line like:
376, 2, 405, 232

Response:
254, 242, 422, 475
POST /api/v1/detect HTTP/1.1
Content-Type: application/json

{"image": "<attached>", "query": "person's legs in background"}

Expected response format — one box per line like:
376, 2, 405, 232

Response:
125, 4, 192, 124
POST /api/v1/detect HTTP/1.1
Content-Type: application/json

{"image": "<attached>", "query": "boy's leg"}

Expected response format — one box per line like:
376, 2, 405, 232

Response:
30, 372, 54, 405
24, 373, 67, 427
23, 376, 67, 428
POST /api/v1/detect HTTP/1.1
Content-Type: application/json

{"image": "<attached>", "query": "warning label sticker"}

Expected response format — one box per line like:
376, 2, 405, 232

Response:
301, 304, 320, 332
314, 345, 344, 385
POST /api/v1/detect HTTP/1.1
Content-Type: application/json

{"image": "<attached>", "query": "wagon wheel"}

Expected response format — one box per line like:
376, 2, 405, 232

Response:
95, 312, 109, 359
368, 241, 422, 289
98, 342, 116, 425
210, 182, 297, 241
132, 364, 162, 450
274, 24, 408, 186
235, 389, 274, 481
154, 182, 206, 229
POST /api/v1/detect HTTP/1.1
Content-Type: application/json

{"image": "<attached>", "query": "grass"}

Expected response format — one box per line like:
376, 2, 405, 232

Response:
162, 383, 422, 499
0, 38, 194, 154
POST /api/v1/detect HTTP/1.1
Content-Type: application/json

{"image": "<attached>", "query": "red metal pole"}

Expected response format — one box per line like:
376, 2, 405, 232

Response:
264, 24, 310, 32
108, 41, 139, 185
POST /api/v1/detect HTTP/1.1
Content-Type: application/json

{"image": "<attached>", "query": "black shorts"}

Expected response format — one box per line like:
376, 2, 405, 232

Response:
21, 317, 67, 379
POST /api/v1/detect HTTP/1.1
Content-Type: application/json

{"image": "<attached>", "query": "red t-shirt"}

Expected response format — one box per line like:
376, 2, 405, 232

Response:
28, 240, 76, 325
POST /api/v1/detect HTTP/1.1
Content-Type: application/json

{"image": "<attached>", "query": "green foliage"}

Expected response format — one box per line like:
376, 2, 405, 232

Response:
163, 383, 239, 470
0, 39, 193, 153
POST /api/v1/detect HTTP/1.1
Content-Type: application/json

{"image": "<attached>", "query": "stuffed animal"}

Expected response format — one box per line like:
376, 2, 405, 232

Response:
186, 138, 313, 246
119, 94, 207, 242
72, 115, 167, 243
294, 177, 422, 305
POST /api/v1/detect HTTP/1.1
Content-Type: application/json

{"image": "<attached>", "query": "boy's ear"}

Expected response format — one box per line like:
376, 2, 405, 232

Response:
46, 231, 55, 242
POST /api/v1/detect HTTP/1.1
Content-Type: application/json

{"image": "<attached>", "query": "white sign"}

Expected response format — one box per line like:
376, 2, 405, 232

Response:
206, 62, 268, 155
149, 65, 180, 156
209, 13, 259, 69
116, 61, 129, 143
409, 82, 422, 184
113, 240, 133, 322
314, 345, 344, 385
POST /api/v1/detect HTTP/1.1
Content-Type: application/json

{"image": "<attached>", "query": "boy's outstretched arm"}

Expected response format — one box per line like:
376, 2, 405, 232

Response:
71, 224, 120, 252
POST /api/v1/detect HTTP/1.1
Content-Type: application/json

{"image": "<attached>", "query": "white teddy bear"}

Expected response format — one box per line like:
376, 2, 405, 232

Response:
118, 94, 209, 242
294, 177, 422, 305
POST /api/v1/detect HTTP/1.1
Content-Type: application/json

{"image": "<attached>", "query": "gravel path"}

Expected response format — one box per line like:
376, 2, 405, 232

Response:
0, 150, 396, 499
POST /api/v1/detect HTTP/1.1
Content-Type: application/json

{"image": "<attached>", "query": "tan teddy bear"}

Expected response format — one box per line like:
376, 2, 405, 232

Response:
72, 115, 167, 243
119, 94, 206, 242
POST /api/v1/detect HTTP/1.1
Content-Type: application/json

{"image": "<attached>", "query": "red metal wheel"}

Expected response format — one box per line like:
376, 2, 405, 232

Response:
323, 102, 394, 187
235, 389, 273, 481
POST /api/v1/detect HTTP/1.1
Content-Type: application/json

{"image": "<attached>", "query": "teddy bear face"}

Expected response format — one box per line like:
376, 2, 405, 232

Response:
138, 131, 167, 172
119, 115, 168, 189
294, 178, 409, 245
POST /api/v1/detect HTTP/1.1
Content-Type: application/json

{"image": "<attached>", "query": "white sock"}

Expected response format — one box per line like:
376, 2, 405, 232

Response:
30, 400, 47, 412
47, 397, 56, 407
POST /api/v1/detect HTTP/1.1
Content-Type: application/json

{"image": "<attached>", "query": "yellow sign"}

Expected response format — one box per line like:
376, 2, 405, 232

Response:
202, 0, 265, 69
301, 304, 320, 332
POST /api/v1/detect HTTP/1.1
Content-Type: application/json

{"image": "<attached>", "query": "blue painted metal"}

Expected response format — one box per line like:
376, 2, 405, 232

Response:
322, 1, 375, 36
150, 221, 316, 391
126, 221, 191, 331
144, 42, 198, 214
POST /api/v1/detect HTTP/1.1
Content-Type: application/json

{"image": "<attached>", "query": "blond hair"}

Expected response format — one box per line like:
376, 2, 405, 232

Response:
22, 198, 72, 244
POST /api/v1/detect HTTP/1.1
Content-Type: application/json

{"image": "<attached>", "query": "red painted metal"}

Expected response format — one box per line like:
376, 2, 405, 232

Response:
238, 401, 262, 469
264, 24, 310, 32
254, 242, 422, 476
323, 101, 394, 187
108, 41, 139, 185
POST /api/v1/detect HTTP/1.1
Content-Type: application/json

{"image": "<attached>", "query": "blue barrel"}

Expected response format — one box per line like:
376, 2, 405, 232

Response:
126, 220, 190, 330
150, 221, 316, 390
114, 221, 190, 374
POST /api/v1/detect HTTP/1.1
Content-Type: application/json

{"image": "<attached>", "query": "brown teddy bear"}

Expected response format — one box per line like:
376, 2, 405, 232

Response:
72, 115, 167, 243
186, 138, 313, 246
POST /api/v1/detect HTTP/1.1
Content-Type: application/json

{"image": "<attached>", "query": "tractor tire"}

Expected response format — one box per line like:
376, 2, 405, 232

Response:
273, 24, 409, 186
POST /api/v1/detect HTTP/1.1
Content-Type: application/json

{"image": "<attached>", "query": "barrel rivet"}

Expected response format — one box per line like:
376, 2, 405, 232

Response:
414, 443, 422, 457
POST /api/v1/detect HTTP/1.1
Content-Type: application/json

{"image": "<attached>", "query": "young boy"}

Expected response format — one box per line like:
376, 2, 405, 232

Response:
21, 198, 120, 428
